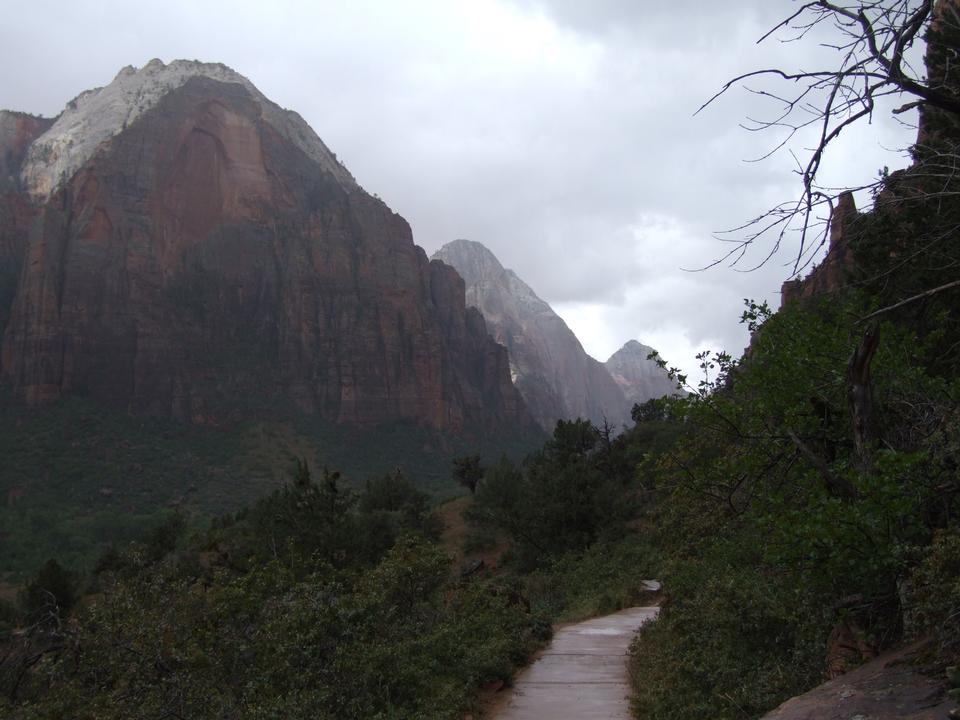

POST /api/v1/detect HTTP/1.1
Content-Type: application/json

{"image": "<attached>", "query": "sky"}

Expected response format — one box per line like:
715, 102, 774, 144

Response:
0, 0, 920, 380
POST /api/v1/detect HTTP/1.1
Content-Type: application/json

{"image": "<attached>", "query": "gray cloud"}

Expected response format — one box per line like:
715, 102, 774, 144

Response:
0, 0, 918, 378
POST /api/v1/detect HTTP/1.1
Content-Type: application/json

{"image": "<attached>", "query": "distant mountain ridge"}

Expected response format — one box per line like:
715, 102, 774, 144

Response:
432, 239, 675, 430
605, 339, 677, 407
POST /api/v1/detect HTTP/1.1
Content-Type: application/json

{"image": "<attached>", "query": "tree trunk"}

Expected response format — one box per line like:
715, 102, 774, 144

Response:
848, 323, 880, 470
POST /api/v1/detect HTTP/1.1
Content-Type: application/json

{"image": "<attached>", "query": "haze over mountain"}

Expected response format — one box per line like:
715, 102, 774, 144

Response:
432, 239, 675, 430
0, 60, 534, 436
605, 340, 677, 408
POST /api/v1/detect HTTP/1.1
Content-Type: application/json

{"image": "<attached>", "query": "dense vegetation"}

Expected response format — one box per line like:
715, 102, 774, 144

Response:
627, 288, 960, 717
0, 395, 540, 579
6, 230, 958, 718
625, 8, 960, 717
3, 5, 960, 719
1, 464, 551, 719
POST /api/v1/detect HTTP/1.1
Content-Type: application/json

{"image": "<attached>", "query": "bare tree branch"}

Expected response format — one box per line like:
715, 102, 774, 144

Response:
700, 0, 960, 272
858, 277, 960, 320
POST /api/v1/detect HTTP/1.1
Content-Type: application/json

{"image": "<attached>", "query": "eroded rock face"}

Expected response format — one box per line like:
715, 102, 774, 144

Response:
780, 192, 859, 305
604, 340, 677, 409
0, 62, 533, 435
432, 239, 675, 430
0, 111, 53, 180
761, 641, 952, 720
0, 112, 54, 361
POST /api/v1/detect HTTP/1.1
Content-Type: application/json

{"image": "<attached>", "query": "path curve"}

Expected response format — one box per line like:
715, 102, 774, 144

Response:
490, 606, 659, 720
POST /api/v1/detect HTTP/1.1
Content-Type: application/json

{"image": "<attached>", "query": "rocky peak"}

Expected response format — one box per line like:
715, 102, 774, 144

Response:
780, 191, 859, 305
434, 239, 555, 323
606, 340, 658, 375
433, 239, 505, 284
20, 59, 356, 199
434, 239, 647, 430
605, 340, 677, 406
0, 112, 52, 363
1, 62, 534, 437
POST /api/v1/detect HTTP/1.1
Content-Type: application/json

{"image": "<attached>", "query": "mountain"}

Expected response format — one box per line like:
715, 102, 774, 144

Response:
0, 111, 53, 350
0, 60, 534, 436
432, 239, 674, 430
605, 340, 677, 407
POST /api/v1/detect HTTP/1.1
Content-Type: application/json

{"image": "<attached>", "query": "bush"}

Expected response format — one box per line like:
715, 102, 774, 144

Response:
907, 526, 960, 661
18, 559, 78, 621
630, 549, 831, 720
523, 535, 661, 622
14, 536, 550, 720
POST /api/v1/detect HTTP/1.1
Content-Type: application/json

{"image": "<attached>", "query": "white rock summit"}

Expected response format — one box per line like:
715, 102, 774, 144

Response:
20, 59, 356, 199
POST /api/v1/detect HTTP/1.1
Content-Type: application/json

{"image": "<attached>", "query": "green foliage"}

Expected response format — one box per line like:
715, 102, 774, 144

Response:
631, 551, 830, 720
656, 297, 954, 588
632, 396, 674, 424
360, 468, 430, 517
143, 511, 188, 563
18, 559, 79, 622
5, 464, 549, 719
0, 395, 542, 578
628, 286, 960, 717
10, 542, 546, 719
469, 420, 636, 569
452, 454, 484, 495
907, 527, 960, 662
522, 535, 661, 622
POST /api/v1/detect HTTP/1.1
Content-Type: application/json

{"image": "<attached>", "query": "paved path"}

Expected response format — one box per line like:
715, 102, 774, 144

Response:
490, 606, 659, 720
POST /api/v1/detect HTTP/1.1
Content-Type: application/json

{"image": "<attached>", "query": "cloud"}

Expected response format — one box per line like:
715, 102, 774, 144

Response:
0, 0, 920, 381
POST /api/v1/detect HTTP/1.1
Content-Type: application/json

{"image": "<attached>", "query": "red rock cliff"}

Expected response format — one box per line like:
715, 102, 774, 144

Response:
0, 63, 533, 434
0, 111, 54, 359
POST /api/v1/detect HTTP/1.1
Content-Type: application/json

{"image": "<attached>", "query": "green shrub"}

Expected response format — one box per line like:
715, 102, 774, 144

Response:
14, 536, 548, 720
630, 550, 831, 720
523, 535, 661, 622
18, 559, 79, 621
907, 527, 960, 661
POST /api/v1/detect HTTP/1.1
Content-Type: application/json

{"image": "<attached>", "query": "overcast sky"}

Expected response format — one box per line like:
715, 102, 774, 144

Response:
0, 0, 919, 380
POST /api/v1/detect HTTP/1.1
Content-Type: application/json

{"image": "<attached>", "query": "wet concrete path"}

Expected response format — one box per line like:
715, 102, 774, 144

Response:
490, 606, 659, 719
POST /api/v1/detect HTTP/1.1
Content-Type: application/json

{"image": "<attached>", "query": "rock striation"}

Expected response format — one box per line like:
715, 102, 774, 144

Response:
432, 239, 674, 430
0, 60, 534, 435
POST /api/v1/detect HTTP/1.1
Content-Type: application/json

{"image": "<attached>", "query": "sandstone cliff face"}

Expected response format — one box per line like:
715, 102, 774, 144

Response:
0, 111, 53, 181
0, 61, 533, 434
780, 191, 859, 305
604, 340, 677, 408
432, 239, 673, 430
0, 112, 54, 362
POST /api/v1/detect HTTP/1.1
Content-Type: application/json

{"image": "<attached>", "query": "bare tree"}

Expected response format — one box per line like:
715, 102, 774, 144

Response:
700, 0, 960, 276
